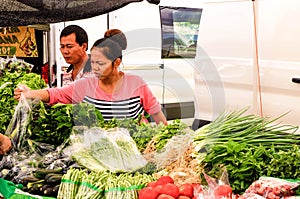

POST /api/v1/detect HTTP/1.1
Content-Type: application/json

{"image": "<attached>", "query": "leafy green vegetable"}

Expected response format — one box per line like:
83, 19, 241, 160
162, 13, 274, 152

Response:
201, 140, 300, 194
0, 59, 46, 133
153, 119, 188, 151
193, 107, 300, 164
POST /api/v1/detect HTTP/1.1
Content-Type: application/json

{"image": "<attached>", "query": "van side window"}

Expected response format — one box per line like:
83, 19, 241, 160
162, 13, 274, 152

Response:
159, 6, 202, 58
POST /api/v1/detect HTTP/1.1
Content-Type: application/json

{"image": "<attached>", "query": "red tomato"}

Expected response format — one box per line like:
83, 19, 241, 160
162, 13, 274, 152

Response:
160, 183, 179, 198
138, 187, 159, 199
214, 184, 232, 199
156, 176, 174, 186
178, 183, 194, 198
157, 194, 176, 199
154, 184, 163, 194
147, 181, 157, 188
177, 196, 191, 199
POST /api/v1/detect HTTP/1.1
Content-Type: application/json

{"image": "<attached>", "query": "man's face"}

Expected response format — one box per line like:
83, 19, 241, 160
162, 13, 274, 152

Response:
60, 33, 87, 65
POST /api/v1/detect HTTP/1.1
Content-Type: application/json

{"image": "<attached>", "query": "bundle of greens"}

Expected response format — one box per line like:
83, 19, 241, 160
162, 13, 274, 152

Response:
192, 107, 300, 194
70, 127, 147, 173
27, 102, 73, 147
0, 58, 46, 132
201, 140, 300, 194
57, 168, 154, 199
143, 119, 190, 154
28, 102, 106, 147
193, 107, 300, 164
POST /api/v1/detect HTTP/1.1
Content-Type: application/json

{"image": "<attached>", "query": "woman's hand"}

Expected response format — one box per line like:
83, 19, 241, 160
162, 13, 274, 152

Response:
0, 134, 12, 154
152, 110, 168, 125
13, 85, 50, 103
13, 84, 30, 101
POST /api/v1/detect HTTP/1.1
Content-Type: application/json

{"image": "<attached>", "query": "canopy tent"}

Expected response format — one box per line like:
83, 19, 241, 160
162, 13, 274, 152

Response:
0, 0, 160, 27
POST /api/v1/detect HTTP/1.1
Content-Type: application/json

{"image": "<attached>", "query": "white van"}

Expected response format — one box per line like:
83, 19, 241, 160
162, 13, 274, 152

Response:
50, 0, 300, 130
194, 0, 300, 130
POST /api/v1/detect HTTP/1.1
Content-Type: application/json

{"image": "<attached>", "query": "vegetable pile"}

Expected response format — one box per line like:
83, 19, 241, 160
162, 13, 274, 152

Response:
70, 127, 148, 173
0, 57, 46, 133
138, 175, 200, 199
57, 168, 155, 199
2, 60, 300, 199
193, 107, 300, 194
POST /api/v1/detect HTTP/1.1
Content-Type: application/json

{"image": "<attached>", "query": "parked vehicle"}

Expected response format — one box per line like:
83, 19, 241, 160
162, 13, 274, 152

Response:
194, 0, 300, 130
50, 0, 300, 130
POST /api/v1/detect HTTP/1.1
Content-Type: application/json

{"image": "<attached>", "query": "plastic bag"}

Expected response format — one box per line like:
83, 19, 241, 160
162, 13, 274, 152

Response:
0, 178, 55, 199
199, 169, 233, 199
5, 92, 31, 151
241, 177, 300, 199
150, 127, 195, 170
70, 126, 147, 172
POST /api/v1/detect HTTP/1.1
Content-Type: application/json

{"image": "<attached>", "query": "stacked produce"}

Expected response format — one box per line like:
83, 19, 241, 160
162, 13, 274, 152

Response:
70, 127, 148, 173
0, 57, 46, 133
1, 60, 300, 198
57, 168, 154, 199
240, 177, 300, 199
22, 167, 64, 197
138, 175, 199, 199
192, 107, 300, 195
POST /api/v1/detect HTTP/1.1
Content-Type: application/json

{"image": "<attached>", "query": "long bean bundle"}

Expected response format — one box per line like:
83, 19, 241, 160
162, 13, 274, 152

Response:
193, 107, 300, 164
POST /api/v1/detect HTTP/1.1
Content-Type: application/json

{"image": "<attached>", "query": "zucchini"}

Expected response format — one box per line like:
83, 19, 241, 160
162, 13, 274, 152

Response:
53, 184, 60, 196
28, 183, 44, 194
33, 167, 63, 179
44, 187, 55, 196
40, 184, 52, 193
19, 175, 40, 186
45, 173, 63, 181
46, 174, 63, 184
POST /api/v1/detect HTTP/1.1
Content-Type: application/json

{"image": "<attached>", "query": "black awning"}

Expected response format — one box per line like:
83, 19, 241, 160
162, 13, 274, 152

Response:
0, 0, 160, 27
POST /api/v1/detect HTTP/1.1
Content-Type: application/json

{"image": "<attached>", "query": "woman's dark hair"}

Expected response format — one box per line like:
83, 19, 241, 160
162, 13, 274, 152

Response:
104, 29, 127, 50
91, 38, 122, 61
60, 25, 89, 51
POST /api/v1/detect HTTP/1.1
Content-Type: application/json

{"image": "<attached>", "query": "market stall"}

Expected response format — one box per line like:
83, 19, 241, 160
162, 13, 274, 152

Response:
1, 1, 300, 199
1, 73, 300, 198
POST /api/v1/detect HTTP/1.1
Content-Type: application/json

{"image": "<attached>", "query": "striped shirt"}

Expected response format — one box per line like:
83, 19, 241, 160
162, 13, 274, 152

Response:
83, 96, 144, 120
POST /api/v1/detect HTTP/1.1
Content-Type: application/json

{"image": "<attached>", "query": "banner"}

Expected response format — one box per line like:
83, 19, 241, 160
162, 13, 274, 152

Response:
0, 26, 38, 57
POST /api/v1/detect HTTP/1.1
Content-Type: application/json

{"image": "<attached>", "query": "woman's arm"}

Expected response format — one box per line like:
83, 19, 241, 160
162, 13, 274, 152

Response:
14, 85, 50, 102
152, 110, 168, 125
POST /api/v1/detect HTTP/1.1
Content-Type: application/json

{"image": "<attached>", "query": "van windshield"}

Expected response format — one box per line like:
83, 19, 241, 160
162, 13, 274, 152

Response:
160, 6, 202, 58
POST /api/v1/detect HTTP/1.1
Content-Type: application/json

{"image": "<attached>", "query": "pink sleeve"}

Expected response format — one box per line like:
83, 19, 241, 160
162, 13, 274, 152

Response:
138, 81, 162, 115
46, 78, 92, 105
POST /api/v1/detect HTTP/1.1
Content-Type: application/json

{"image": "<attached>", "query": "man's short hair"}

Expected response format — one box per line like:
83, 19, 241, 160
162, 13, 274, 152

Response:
60, 25, 88, 51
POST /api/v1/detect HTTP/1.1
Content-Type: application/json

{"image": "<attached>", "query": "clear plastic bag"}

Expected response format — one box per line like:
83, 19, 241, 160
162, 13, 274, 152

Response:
150, 127, 195, 170
242, 177, 300, 199
5, 92, 31, 151
69, 126, 147, 172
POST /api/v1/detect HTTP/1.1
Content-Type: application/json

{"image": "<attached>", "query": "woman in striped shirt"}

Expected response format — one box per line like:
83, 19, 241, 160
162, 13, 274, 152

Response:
14, 37, 167, 125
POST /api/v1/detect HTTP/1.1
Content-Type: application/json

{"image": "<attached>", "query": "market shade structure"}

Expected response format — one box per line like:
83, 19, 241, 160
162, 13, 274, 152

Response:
0, 0, 160, 27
